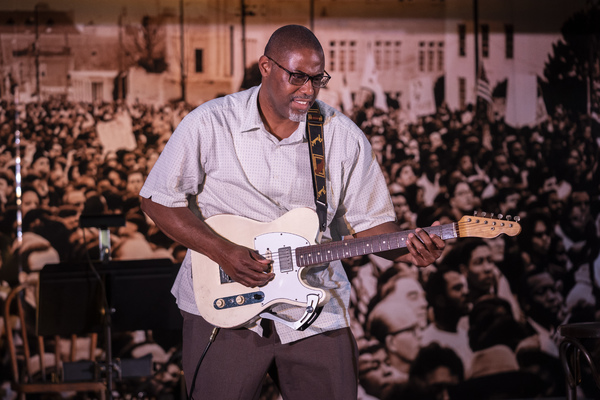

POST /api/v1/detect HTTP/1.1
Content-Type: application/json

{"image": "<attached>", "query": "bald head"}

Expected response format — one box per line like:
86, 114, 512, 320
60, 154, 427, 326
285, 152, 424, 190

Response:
368, 298, 419, 343
264, 25, 323, 60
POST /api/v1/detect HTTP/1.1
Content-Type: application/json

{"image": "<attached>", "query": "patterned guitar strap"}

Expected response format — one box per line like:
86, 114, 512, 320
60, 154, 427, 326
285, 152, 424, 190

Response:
306, 101, 328, 237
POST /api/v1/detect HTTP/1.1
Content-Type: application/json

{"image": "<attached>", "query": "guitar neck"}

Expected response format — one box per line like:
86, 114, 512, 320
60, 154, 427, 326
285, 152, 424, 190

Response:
295, 223, 457, 267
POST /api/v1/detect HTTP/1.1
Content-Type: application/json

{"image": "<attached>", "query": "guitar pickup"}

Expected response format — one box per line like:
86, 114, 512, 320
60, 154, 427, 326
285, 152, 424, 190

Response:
214, 292, 265, 309
278, 246, 294, 273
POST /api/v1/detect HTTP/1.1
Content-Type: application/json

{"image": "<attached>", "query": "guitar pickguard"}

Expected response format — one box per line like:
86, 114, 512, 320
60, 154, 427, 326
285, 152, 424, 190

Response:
191, 208, 327, 329
253, 232, 322, 304
211, 232, 323, 311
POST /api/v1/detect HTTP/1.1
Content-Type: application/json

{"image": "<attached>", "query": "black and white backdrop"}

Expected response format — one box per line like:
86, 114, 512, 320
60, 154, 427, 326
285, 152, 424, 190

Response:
0, 0, 599, 399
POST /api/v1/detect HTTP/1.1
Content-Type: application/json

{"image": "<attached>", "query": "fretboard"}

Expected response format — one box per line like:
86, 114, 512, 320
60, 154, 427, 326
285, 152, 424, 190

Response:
295, 223, 457, 267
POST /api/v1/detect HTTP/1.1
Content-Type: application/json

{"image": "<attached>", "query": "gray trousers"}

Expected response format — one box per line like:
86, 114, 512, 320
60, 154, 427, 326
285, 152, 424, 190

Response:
181, 310, 359, 400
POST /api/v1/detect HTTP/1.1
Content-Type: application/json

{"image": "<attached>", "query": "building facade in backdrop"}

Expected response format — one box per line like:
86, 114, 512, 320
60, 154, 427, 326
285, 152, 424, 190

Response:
0, 0, 589, 114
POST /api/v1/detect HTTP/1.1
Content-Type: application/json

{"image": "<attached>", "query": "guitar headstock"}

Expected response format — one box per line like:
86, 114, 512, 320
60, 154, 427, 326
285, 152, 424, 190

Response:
457, 213, 522, 239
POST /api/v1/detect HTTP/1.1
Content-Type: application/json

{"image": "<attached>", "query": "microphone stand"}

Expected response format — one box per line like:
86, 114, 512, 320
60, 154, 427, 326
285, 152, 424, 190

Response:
80, 214, 125, 400
103, 300, 118, 400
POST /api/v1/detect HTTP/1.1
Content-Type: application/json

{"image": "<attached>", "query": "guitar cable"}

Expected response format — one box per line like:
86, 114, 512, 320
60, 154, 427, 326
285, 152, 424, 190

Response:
187, 326, 220, 400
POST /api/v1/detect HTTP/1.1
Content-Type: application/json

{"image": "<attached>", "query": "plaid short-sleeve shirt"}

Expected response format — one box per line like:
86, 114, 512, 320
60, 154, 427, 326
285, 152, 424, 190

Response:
140, 85, 395, 344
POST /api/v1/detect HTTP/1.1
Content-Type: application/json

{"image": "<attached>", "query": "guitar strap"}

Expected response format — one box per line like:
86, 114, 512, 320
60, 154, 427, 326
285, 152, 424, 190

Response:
306, 102, 327, 233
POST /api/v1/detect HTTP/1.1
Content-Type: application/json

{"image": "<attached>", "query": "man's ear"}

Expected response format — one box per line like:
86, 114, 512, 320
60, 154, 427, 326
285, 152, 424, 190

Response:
385, 334, 396, 352
258, 55, 271, 77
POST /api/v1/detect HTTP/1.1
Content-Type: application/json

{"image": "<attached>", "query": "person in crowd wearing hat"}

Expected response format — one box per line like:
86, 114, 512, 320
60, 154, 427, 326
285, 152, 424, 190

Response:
450, 344, 545, 399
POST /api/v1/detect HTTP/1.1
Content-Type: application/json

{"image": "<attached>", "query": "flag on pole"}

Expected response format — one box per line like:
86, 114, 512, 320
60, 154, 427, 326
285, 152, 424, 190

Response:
477, 63, 493, 104
477, 63, 493, 120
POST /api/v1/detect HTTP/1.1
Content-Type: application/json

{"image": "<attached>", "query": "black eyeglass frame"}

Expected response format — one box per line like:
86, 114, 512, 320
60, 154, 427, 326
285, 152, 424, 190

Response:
264, 55, 331, 88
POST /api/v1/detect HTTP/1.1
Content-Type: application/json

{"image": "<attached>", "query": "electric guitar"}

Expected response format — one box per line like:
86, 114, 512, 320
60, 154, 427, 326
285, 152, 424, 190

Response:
191, 208, 521, 330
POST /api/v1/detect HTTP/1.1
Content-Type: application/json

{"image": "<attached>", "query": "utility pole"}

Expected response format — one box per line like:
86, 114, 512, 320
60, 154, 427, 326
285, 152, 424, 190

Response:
180, 0, 186, 102
310, 0, 315, 31
473, 0, 479, 83
34, 4, 41, 100
117, 8, 125, 101
241, 0, 247, 72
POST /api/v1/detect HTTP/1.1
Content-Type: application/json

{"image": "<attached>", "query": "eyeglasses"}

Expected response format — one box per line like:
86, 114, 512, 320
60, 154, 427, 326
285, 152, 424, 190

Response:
265, 55, 331, 88
389, 326, 419, 337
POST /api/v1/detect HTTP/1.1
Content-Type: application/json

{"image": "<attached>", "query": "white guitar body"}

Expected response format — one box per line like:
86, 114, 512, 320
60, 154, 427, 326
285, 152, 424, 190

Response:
191, 208, 328, 330
191, 208, 521, 330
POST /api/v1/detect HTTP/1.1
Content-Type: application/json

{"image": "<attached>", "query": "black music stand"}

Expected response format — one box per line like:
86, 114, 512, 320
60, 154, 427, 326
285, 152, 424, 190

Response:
37, 258, 182, 398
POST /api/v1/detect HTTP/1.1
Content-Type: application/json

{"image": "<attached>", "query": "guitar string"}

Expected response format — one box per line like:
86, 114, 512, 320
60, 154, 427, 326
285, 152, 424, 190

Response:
250, 220, 516, 262
253, 233, 415, 263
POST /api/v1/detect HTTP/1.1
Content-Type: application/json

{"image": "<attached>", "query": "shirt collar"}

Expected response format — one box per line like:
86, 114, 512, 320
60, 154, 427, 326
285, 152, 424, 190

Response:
240, 84, 307, 145
240, 85, 263, 134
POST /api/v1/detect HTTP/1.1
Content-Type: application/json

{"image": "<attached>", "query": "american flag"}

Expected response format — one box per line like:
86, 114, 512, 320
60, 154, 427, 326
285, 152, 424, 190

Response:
477, 63, 493, 105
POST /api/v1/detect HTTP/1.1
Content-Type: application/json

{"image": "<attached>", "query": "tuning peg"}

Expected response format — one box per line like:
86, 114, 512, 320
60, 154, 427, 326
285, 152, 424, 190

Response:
506, 215, 512, 221
490, 213, 495, 219
515, 216, 521, 222
481, 212, 487, 217
473, 211, 478, 216
497, 214, 503, 220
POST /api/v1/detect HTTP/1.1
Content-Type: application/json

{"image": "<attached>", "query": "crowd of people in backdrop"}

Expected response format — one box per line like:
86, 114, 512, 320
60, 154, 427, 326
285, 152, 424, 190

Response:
0, 92, 599, 399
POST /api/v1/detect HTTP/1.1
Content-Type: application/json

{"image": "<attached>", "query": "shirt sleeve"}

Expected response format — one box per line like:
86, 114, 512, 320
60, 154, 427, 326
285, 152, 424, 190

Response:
139, 111, 205, 208
328, 112, 395, 236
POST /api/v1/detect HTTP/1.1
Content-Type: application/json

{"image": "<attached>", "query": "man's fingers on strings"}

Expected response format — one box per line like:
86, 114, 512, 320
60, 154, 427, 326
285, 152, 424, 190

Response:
251, 249, 274, 271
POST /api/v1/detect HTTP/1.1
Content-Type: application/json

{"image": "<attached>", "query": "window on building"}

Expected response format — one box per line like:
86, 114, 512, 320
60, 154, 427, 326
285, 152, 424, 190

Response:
375, 41, 382, 70
330, 41, 336, 71
349, 41, 356, 72
505, 24, 514, 59
481, 24, 489, 58
195, 49, 203, 73
458, 24, 466, 57
428, 42, 435, 72
394, 41, 401, 68
92, 81, 103, 102
418, 41, 425, 72
329, 40, 357, 72
459, 77, 466, 109
437, 41, 444, 71
384, 41, 392, 70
